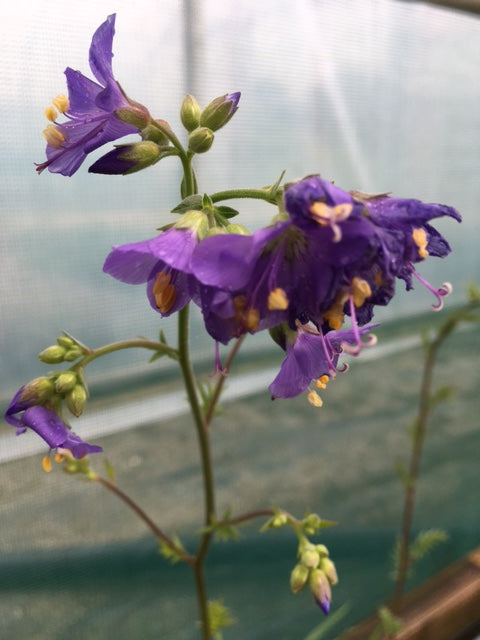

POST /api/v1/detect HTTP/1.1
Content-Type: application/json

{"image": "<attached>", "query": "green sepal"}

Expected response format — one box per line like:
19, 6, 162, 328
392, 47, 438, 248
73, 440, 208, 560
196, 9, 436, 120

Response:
259, 506, 288, 532
171, 194, 203, 214
302, 512, 336, 535
214, 205, 240, 220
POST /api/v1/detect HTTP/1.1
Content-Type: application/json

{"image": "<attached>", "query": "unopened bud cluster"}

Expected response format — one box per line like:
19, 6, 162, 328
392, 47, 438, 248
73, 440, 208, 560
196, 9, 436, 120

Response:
290, 538, 338, 615
180, 92, 241, 154
38, 335, 84, 364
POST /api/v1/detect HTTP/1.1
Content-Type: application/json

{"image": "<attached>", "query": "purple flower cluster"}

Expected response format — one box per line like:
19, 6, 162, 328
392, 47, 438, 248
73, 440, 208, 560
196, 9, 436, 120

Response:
104, 175, 460, 403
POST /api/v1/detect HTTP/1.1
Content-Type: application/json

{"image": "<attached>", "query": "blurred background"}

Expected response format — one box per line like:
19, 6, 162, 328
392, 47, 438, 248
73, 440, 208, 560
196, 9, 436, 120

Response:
0, 1, 479, 638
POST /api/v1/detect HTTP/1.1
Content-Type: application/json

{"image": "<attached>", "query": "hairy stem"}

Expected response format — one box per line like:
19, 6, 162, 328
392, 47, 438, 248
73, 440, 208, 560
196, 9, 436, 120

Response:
393, 299, 479, 608
96, 476, 194, 565
80, 338, 177, 367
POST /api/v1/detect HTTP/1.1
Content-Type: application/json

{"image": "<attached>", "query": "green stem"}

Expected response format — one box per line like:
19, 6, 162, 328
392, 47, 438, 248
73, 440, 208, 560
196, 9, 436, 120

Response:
204, 336, 245, 427
79, 338, 177, 367
210, 187, 280, 205
393, 299, 480, 609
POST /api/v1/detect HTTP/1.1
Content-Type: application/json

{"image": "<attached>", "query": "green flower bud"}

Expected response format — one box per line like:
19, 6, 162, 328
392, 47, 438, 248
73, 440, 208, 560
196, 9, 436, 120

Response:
301, 548, 320, 569
38, 345, 67, 364
141, 119, 170, 145
199, 92, 240, 131
225, 224, 251, 235
19, 377, 55, 404
290, 563, 309, 594
180, 94, 201, 132
315, 544, 329, 558
56, 336, 75, 349
188, 127, 214, 154
320, 557, 338, 585
303, 513, 322, 535
115, 98, 151, 129
54, 371, 78, 394
66, 384, 87, 417
309, 569, 332, 614
63, 347, 83, 362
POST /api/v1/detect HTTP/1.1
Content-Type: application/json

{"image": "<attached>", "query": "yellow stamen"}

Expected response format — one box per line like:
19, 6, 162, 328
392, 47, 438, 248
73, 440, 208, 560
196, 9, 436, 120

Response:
54, 453, 65, 463
152, 272, 177, 314
315, 375, 329, 390
42, 124, 65, 149
52, 94, 70, 113
44, 106, 58, 122
412, 228, 429, 259
245, 308, 260, 331
309, 202, 353, 224
268, 287, 289, 311
323, 291, 349, 330
307, 390, 323, 408
42, 455, 52, 473
351, 277, 372, 308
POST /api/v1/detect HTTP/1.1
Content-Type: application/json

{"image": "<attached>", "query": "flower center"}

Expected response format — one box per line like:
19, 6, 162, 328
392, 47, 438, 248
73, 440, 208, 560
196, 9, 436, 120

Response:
233, 295, 260, 332
309, 202, 353, 242
152, 271, 176, 314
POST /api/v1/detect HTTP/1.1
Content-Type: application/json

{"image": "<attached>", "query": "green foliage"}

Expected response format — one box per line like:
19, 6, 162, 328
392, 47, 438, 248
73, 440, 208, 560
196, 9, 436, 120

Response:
409, 528, 449, 562
200, 599, 236, 640
158, 534, 187, 565
104, 459, 116, 482
259, 506, 289, 532
429, 384, 455, 410
200, 509, 240, 542
368, 607, 403, 640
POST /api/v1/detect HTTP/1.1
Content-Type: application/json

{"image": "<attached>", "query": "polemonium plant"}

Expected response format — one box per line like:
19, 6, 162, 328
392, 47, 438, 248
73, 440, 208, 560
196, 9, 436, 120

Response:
5, 14, 462, 639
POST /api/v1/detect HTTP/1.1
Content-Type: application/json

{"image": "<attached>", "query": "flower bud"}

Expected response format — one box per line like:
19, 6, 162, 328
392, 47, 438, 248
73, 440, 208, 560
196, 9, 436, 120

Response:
200, 92, 240, 131
63, 347, 83, 362
66, 384, 87, 417
56, 336, 75, 349
303, 513, 322, 535
115, 98, 151, 129
290, 563, 309, 594
188, 127, 214, 154
180, 94, 201, 132
19, 377, 55, 404
141, 120, 170, 145
309, 569, 332, 615
301, 548, 320, 569
320, 557, 338, 585
89, 141, 163, 175
54, 371, 78, 394
38, 345, 67, 364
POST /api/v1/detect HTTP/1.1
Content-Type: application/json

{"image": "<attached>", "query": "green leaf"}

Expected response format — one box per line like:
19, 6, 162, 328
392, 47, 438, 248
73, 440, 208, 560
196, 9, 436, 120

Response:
199, 599, 236, 640
171, 194, 203, 213
410, 528, 448, 562
429, 384, 455, 409
158, 534, 187, 565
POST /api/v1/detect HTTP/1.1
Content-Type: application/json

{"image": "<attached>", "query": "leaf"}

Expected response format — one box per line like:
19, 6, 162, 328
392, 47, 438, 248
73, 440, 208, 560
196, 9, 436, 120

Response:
200, 599, 236, 640
171, 194, 203, 213
410, 529, 448, 562
429, 385, 455, 409
158, 534, 187, 565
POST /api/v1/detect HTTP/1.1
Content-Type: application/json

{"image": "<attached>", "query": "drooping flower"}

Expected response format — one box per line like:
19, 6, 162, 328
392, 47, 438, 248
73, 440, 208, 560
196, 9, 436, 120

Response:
36, 14, 150, 176
268, 322, 377, 402
191, 181, 377, 343
103, 211, 208, 316
5, 392, 102, 460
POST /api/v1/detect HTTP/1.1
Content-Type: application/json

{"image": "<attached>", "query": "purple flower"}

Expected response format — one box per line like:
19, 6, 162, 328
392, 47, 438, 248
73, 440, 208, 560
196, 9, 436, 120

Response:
103, 217, 205, 315
191, 181, 377, 343
268, 323, 376, 401
36, 15, 148, 176
5, 394, 102, 459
